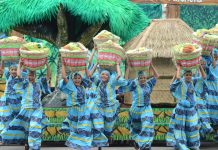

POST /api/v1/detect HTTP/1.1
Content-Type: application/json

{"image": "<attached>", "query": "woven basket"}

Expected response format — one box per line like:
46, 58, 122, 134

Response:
21, 58, 47, 71
192, 39, 213, 56
172, 43, 202, 70
93, 30, 120, 45
60, 42, 88, 71
20, 42, 49, 70
62, 58, 86, 71
200, 34, 218, 47
194, 29, 218, 47
97, 40, 125, 70
126, 47, 152, 71
176, 56, 201, 70
172, 43, 202, 60
0, 36, 25, 61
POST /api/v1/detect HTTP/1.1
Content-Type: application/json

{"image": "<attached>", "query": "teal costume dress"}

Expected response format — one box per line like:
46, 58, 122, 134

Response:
91, 71, 127, 138
204, 59, 218, 126
59, 74, 107, 150
0, 68, 27, 142
118, 77, 156, 150
1, 77, 50, 150
166, 78, 201, 150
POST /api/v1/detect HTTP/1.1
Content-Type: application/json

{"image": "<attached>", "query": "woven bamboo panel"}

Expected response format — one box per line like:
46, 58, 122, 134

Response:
151, 78, 175, 104
153, 58, 175, 76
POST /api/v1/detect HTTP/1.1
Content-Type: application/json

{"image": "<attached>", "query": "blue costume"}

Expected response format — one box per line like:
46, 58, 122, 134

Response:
0, 67, 27, 142
1, 76, 50, 150
194, 77, 213, 136
59, 73, 107, 150
167, 78, 201, 150
203, 51, 218, 126
118, 76, 156, 149
91, 70, 127, 138
167, 76, 213, 146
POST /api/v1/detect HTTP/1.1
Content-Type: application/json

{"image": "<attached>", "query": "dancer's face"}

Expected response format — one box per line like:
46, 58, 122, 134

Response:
200, 60, 206, 69
0, 69, 3, 78
28, 71, 35, 83
9, 67, 17, 77
73, 75, 82, 86
101, 72, 109, 83
184, 72, 192, 82
138, 75, 147, 85
214, 55, 218, 62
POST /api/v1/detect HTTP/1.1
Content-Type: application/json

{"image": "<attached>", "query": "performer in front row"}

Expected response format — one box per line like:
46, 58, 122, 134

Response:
1, 60, 51, 150
0, 61, 28, 144
118, 62, 159, 150
168, 64, 206, 150
89, 60, 127, 143
59, 62, 107, 150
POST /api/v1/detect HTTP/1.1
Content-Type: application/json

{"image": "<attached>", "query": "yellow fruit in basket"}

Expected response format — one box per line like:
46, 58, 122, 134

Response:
55, 111, 67, 117
47, 127, 57, 135
45, 111, 55, 118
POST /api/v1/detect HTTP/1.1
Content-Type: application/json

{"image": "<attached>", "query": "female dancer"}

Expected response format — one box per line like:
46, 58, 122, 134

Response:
1, 60, 51, 150
0, 61, 27, 143
168, 64, 206, 150
118, 62, 159, 150
59, 63, 107, 150
89, 60, 128, 142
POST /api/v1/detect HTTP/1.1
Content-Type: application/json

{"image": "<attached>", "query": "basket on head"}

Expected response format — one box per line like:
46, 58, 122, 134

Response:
97, 40, 125, 71
60, 42, 88, 71
126, 47, 152, 71
93, 30, 120, 45
0, 36, 25, 61
194, 27, 218, 48
20, 42, 49, 71
172, 43, 202, 70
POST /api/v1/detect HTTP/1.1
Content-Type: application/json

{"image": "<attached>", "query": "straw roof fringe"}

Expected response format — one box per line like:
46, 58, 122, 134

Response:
0, 0, 150, 42
124, 19, 194, 58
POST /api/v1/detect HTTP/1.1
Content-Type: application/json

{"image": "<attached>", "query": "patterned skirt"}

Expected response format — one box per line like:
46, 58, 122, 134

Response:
195, 97, 213, 135
206, 80, 218, 126
166, 108, 176, 147
166, 103, 200, 150
0, 96, 21, 141
98, 101, 120, 138
1, 107, 48, 150
61, 101, 108, 150
128, 105, 154, 149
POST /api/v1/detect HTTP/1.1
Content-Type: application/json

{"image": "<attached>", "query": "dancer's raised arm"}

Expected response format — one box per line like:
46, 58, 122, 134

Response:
61, 63, 68, 83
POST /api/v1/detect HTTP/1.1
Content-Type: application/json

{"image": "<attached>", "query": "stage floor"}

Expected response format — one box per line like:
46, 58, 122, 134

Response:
1, 143, 218, 150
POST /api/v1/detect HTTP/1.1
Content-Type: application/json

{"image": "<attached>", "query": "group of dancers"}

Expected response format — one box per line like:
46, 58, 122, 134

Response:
0, 47, 218, 150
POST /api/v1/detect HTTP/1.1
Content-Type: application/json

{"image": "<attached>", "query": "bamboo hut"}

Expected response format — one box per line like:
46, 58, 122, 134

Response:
124, 18, 194, 106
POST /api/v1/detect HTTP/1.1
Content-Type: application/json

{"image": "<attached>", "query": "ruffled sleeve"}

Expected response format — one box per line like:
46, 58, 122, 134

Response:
4, 68, 10, 80
59, 76, 76, 94
146, 77, 157, 94
110, 71, 128, 87
38, 77, 51, 94
117, 79, 136, 94
170, 79, 183, 100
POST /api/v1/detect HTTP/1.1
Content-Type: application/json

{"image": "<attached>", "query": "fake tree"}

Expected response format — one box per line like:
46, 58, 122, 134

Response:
0, 0, 150, 107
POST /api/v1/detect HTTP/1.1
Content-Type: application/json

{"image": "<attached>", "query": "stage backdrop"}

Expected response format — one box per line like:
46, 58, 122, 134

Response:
180, 5, 218, 30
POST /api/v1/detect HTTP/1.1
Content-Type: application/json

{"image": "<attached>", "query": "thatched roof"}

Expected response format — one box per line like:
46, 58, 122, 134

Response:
124, 19, 194, 58
0, 0, 150, 42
